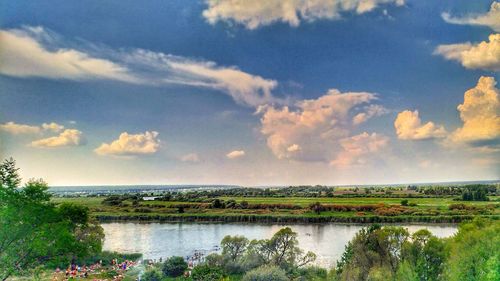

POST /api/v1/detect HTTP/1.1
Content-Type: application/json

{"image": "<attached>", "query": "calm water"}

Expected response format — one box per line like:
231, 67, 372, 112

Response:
102, 222, 457, 267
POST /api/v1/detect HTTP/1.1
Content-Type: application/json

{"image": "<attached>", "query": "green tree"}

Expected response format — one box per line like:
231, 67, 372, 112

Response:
246, 227, 316, 271
0, 158, 103, 280
221, 235, 249, 261
444, 219, 500, 281
162, 256, 188, 277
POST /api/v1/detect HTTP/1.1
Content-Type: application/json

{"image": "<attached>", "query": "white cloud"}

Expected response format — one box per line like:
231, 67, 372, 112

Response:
31, 129, 86, 148
0, 121, 66, 135
123, 50, 279, 107
0, 27, 138, 82
394, 110, 447, 140
442, 2, 500, 32
287, 144, 301, 152
0, 122, 41, 135
226, 150, 245, 159
260, 88, 386, 163
330, 132, 389, 167
352, 104, 389, 125
180, 153, 201, 163
448, 76, 500, 146
95, 131, 161, 156
0, 26, 279, 108
434, 33, 500, 71
203, 0, 405, 29
42, 122, 65, 133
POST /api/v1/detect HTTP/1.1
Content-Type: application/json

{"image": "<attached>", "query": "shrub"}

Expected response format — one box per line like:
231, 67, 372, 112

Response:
401, 199, 409, 206
191, 264, 225, 281
242, 266, 288, 281
295, 266, 328, 280
141, 268, 162, 281
162, 256, 188, 277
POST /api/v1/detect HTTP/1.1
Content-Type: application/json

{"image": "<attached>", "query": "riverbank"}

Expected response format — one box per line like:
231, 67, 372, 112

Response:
96, 213, 499, 223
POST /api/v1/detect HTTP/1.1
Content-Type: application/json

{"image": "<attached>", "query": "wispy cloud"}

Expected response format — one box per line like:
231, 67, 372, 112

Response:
0, 26, 280, 108
442, 2, 500, 32
1, 121, 65, 135
226, 150, 245, 159
0, 27, 138, 83
203, 0, 405, 29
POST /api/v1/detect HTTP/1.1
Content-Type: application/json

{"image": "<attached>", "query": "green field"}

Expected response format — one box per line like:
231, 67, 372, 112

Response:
52, 195, 500, 223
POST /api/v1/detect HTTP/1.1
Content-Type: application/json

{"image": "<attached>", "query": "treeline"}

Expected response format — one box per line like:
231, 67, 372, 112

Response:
98, 183, 499, 205
140, 219, 500, 281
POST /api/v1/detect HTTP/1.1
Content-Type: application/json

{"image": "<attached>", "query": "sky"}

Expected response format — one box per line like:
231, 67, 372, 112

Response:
0, 0, 499, 186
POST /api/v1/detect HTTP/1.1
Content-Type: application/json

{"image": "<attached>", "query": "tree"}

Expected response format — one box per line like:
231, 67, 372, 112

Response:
162, 256, 188, 277
221, 235, 249, 261
444, 219, 500, 281
247, 227, 316, 271
0, 158, 103, 280
335, 225, 409, 281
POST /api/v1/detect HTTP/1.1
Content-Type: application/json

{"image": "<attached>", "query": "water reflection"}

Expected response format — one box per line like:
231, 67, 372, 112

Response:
102, 223, 457, 267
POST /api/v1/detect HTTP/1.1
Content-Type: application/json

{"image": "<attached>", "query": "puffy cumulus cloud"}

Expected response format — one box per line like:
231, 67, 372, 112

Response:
434, 34, 500, 71
0, 122, 41, 135
31, 129, 86, 148
226, 150, 245, 159
352, 104, 389, 125
42, 122, 64, 133
330, 132, 389, 167
180, 153, 201, 163
203, 0, 405, 29
394, 110, 447, 140
95, 131, 161, 157
260, 89, 386, 163
123, 50, 279, 107
0, 27, 138, 82
448, 76, 500, 146
442, 2, 500, 32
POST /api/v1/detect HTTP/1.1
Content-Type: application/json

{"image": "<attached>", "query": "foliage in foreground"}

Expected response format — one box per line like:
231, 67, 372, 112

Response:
332, 219, 499, 281
0, 158, 104, 280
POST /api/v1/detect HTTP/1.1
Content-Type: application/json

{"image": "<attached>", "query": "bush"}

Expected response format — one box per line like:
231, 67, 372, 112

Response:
242, 266, 289, 281
401, 199, 409, 206
142, 268, 162, 281
295, 266, 328, 280
191, 264, 225, 281
162, 256, 188, 277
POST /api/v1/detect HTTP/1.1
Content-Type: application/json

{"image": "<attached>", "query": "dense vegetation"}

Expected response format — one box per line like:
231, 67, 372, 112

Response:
140, 219, 499, 281
53, 182, 500, 224
0, 158, 141, 280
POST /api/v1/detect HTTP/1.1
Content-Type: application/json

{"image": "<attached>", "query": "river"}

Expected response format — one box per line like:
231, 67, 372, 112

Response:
102, 222, 457, 268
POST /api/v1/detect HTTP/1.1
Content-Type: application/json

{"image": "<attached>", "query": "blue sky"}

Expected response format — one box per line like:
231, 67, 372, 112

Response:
0, 0, 499, 186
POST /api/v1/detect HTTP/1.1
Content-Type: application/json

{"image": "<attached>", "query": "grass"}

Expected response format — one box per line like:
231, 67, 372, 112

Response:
52, 195, 500, 224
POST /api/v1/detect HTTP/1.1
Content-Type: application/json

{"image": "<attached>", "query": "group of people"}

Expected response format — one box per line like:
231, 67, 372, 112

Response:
51, 258, 139, 281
